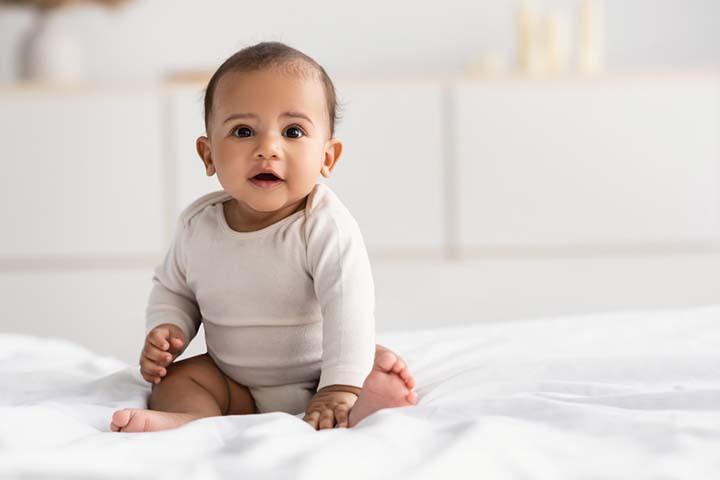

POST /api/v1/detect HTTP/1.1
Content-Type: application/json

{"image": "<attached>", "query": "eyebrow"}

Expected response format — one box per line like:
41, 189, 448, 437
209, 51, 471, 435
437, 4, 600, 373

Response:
223, 111, 314, 126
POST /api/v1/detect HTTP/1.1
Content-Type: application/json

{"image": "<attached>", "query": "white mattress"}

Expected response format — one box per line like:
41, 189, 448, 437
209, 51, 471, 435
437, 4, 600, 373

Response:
1, 306, 719, 479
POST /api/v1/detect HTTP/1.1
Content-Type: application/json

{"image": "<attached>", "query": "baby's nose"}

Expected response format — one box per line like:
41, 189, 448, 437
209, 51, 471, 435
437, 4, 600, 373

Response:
254, 133, 281, 158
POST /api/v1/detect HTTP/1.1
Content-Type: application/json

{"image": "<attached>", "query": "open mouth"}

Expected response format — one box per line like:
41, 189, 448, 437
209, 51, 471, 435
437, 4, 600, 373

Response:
253, 172, 282, 181
250, 172, 285, 189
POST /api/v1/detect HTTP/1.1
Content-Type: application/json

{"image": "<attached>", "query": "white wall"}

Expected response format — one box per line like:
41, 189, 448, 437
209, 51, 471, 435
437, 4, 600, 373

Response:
0, 0, 719, 365
0, 0, 719, 84
1, 76, 720, 365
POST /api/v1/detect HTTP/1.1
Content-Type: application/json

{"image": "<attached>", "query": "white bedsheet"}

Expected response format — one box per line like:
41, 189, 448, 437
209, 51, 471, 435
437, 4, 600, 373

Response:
1, 306, 719, 479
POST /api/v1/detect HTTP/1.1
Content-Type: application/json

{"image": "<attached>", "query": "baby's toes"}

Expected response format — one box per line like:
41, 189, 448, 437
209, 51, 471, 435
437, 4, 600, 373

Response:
391, 361, 416, 388
402, 368, 416, 388
110, 409, 132, 431
406, 390, 418, 405
374, 351, 398, 372
401, 371, 416, 389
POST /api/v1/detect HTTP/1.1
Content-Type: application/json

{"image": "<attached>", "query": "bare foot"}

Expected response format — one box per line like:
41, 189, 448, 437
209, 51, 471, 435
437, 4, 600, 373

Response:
348, 346, 417, 427
110, 408, 202, 433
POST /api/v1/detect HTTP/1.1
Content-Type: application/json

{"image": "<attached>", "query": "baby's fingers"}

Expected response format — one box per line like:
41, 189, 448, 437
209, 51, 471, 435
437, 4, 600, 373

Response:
148, 328, 170, 351
334, 404, 351, 428
143, 344, 173, 366
168, 336, 185, 354
140, 369, 163, 385
303, 410, 320, 430
140, 370, 162, 385
140, 358, 167, 382
141, 352, 169, 375
318, 408, 335, 430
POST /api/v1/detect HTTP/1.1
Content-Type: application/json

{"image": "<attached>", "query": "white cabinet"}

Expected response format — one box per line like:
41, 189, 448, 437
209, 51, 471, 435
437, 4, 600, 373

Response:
330, 81, 446, 252
165, 85, 222, 224
454, 78, 720, 250
0, 269, 153, 363
2, 76, 720, 362
0, 89, 166, 257
372, 253, 720, 330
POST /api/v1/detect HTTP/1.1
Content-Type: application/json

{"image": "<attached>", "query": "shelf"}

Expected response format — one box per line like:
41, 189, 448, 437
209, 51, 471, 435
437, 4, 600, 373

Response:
1, 69, 719, 93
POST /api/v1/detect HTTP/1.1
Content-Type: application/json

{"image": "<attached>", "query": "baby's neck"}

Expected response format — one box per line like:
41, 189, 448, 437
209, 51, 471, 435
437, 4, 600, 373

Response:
223, 197, 307, 233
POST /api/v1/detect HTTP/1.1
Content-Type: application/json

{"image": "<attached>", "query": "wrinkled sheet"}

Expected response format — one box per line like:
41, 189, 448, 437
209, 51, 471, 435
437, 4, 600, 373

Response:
1, 306, 719, 479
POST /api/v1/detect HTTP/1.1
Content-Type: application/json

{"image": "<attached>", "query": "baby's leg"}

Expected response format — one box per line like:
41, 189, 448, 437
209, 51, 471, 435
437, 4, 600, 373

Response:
348, 344, 418, 428
110, 353, 256, 433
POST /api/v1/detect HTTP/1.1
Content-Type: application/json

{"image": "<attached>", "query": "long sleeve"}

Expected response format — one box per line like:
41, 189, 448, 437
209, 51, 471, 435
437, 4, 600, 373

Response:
145, 216, 201, 343
306, 202, 376, 391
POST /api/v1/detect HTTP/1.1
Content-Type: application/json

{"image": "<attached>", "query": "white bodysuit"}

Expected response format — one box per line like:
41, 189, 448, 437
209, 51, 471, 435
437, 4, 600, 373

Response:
145, 183, 376, 414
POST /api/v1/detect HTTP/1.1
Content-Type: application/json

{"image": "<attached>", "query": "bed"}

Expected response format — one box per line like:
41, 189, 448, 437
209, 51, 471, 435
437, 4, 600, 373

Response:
1, 305, 719, 479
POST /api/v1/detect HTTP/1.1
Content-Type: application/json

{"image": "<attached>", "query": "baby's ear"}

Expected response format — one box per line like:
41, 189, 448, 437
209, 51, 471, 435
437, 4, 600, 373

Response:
321, 138, 343, 177
196, 136, 215, 176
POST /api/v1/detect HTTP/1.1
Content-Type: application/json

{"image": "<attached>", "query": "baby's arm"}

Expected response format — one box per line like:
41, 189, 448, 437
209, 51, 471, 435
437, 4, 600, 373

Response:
305, 203, 376, 428
142, 216, 201, 382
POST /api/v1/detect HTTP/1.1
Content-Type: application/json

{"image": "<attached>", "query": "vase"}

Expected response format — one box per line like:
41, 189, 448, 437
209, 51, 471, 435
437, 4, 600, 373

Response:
18, 8, 85, 83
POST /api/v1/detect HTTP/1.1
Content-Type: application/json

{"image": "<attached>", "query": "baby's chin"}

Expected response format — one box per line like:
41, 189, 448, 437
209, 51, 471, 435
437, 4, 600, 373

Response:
244, 193, 297, 214
225, 182, 311, 215
245, 199, 287, 214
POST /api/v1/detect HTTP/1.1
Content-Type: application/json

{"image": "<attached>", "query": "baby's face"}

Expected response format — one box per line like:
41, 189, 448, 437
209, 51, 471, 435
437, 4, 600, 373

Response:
197, 68, 340, 214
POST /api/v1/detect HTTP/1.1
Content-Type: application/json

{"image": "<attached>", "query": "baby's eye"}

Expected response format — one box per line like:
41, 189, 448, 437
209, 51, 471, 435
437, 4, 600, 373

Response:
231, 126, 253, 138
284, 126, 305, 139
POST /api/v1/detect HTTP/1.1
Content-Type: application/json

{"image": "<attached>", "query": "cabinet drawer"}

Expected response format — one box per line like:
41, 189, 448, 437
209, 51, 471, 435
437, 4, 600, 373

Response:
331, 82, 446, 251
0, 90, 165, 257
166, 85, 222, 222
454, 80, 720, 249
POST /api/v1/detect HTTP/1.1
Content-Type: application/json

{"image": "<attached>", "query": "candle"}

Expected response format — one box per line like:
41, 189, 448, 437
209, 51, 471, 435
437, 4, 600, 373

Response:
577, 0, 605, 74
516, 0, 539, 74
544, 11, 570, 74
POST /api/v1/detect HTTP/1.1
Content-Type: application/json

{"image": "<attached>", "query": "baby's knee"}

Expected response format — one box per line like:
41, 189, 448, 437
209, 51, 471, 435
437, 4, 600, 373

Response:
151, 354, 232, 410
152, 354, 225, 393
166, 353, 219, 379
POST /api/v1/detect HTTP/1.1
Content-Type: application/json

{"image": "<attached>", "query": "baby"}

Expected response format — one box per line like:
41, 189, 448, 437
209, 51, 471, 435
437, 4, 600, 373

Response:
110, 42, 416, 432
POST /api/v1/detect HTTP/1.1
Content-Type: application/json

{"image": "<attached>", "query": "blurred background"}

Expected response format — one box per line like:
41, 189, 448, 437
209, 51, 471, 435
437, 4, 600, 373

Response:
0, 0, 719, 364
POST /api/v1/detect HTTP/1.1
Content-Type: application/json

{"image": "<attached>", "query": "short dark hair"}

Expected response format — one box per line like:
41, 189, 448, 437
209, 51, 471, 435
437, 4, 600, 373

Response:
203, 42, 340, 137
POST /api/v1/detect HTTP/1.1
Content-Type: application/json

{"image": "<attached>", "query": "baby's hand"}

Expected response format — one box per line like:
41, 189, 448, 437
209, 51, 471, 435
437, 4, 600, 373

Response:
139, 323, 186, 385
303, 385, 361, 430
